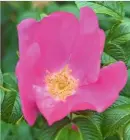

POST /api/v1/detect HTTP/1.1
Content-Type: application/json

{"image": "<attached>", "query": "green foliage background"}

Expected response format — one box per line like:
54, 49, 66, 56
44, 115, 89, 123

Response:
0, 1, 130, 140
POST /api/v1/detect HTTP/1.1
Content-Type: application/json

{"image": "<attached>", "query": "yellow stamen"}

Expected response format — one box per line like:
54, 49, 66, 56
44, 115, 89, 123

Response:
45, 65, 78, 101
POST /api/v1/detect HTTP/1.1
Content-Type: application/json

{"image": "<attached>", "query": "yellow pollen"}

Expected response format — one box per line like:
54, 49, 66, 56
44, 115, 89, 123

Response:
45, 65, 78, 101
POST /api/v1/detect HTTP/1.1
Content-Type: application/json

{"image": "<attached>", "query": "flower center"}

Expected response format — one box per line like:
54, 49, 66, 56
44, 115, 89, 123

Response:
45, 65, 78, 101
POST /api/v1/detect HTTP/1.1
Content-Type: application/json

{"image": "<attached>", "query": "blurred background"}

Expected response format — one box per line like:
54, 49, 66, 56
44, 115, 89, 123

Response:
1, 1, 130, 140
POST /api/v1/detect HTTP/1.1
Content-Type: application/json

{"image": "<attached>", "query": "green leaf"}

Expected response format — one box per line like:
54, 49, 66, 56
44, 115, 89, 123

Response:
105, 21, 121, 44
91, 114, 103, 130
106, 20, 130, 45
0, 69, 3, 85
0, 90, 5, 106
104, 42, 130, 64
124, 122, 130, 140
1, 90, 22, 124
56, 124, 81, 140
74, 116, 103, 140
101, 52, 116, 66
121, 69, 130, 97
3, 73, 18, 90
103, 95, 130, 137
124, 2, 130, 17
33, 115, 48, 130
1, 121, 13, 140
0, 70, 5, 106
105, 135, 120, 140
75, 112, 103, 130
127, 59, 130, 69
97, 15, 116, 31
75, 110, 95, 118
75, 1, 124, 20
16, 122, 33, 140
111, 96, 130, 108
60, 4, 79, 17
104, 20, 130, 64
39, 117, 70, 140
1, 73, 22, 124
103, 104, 130, 137
1, 120, 34, 140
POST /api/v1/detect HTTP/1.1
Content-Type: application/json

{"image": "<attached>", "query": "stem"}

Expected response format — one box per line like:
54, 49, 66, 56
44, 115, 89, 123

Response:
16, 115, 23, 125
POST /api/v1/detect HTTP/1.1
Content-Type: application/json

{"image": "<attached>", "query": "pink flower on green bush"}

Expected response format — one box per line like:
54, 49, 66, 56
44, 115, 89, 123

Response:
16, 6, 127, 125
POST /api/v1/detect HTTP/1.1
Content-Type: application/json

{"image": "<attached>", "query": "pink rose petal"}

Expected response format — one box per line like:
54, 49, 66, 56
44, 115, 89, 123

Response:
72, 61, 127, 112
16, 6, 127, 126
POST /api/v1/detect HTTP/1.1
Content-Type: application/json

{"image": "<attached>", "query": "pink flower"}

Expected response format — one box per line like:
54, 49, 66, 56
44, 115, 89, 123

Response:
16, 6, 127, 126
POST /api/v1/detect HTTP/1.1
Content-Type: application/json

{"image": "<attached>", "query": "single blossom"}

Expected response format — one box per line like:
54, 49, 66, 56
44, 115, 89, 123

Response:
16, 6, 127, 126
